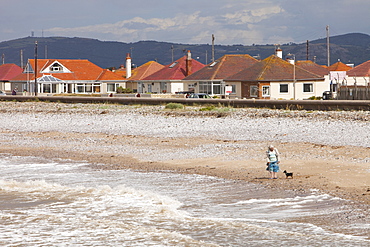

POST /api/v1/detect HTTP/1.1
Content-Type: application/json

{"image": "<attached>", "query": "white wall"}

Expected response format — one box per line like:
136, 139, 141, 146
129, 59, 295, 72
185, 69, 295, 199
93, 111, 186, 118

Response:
270, 79, 328, 100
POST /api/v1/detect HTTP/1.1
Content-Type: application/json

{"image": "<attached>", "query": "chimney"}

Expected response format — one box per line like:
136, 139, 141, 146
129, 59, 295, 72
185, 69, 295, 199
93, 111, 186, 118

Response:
185, 50, 192, 76
126, 53, 131, 79
275, 46, 283, 59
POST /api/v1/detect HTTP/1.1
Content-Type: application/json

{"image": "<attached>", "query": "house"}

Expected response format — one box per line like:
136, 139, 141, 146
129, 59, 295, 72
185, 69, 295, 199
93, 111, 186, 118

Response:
327, 61, 353, 96
124, 60, 164, 93
225, 55, 325, 100
11, 59, 125, 95
183, 54, 259, 98
0, 64, 23, 94
346, 60, 370, 86
139, 51, 205, 94
336, 60, 370, 100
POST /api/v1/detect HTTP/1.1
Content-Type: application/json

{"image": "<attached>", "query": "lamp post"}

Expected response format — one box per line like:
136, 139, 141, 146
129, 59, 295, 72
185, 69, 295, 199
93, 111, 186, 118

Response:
287, 53, 296, 100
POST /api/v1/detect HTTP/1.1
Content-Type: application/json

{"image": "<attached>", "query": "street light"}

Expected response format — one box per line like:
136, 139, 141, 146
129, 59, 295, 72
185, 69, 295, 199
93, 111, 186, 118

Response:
287, 53, 296, 100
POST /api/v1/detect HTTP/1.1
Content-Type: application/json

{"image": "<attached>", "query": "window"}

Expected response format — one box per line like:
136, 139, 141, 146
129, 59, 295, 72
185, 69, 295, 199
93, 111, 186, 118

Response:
262, 86, 270, 97
303, 83, 313, 93
160, 82, 167, 93
50, 63, 63, 72
199, 81, 212, 94
250, 86, 258, 97
169, 62, 178, 68
107, 83, 119, 92
280, 84, 288, 93
231, 85, 236, 94
212, 82, 221, 94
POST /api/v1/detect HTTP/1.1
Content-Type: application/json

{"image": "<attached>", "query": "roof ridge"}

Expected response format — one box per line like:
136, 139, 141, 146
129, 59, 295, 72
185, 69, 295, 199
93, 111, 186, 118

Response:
211, 55, 227, 79
257, 55, 274, 80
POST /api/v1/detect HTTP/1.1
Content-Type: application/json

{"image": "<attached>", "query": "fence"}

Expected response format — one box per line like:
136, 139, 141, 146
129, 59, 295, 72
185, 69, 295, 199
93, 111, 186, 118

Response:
337, 86, 370, 100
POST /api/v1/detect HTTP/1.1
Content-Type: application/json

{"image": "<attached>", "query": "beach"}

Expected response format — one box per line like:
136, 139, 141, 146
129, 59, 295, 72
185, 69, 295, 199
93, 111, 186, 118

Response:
0, 101, 369, 239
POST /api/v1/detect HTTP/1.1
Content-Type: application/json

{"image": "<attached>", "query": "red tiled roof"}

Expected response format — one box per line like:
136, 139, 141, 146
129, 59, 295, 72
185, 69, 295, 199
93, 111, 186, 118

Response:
327, 61, 352, 71
11, 59, 123, 81
142, 55, 205, 80
347, 60, 370, 77
227, 55, 323, 81
183, 54, 258, 80
128, 61, 164, 80
0, 64, 23, 81
296, 60, 329, 77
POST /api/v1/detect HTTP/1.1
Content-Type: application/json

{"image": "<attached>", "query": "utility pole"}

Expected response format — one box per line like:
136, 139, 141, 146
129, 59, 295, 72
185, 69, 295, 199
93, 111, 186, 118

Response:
20, 50, 24, 68
1, 54, 4, 64
306, 40, 309, 61
34, 41, 38, 96
326, 25, 330, 67
211, 34, 215, 62
45, 45, 48, 59
171, 45, 174, 62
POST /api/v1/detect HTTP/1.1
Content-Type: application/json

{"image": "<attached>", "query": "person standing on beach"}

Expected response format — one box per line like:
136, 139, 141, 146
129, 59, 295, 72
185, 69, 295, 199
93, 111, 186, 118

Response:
266, 145, 280, 179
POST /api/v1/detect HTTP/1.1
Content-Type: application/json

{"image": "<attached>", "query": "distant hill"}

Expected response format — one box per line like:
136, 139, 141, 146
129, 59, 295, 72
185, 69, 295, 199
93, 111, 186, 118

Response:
0, 33, 369, 69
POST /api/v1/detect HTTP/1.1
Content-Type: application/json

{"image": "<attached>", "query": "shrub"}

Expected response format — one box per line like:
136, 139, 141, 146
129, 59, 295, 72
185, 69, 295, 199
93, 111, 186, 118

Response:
116, 87, 133, 93
199, 105, 216, 111
165, 103, 184, 109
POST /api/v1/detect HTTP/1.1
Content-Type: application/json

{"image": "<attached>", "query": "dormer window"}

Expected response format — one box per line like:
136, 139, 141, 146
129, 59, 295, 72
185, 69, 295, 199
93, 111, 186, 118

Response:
50, 63, 63, 72
41, 61, 71, 73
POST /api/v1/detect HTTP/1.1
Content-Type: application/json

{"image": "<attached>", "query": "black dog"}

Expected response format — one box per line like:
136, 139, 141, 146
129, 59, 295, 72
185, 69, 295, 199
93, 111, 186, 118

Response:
283, 170, 293, 179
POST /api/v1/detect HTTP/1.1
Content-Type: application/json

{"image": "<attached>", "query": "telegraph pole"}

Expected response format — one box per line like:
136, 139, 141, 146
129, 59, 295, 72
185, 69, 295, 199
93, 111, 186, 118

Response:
211, 34, 215, 62
34, 41, 38, 96
171, 45, 174, 62
326, 25, 330, 67
20, 50, 24, 68
306, 40, 309, 61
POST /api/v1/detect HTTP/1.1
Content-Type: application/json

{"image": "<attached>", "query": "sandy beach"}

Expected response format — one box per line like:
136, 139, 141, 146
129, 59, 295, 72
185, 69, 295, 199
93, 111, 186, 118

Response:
0, 101, 369, 237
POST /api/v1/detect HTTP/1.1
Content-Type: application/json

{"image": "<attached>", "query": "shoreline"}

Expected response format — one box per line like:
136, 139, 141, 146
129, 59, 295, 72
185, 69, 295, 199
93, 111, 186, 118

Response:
0, 101, 369, 237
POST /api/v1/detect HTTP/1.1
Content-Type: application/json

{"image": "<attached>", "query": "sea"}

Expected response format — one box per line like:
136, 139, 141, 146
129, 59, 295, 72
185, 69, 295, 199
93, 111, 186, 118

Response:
0, 154, 368, 247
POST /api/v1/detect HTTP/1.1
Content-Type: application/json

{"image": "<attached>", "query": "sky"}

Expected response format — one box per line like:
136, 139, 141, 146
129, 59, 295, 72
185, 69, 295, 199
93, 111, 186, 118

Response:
1, 0, 369, 45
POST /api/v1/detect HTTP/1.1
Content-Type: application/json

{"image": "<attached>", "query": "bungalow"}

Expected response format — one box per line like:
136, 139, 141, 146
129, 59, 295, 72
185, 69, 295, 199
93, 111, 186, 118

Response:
183, 54, 258, 98
0, 63, 23, 94
346, 60, 370, 86
139, 50, 205, 94
337, 60, 370, 100
11, 59, 125, 95
327, 61, 353, 97
225, 55, 325, 100
124, 60, 164, 93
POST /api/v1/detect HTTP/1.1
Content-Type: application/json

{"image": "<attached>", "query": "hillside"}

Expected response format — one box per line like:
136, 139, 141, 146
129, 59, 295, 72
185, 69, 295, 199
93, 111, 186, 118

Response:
0, 33, 369, 69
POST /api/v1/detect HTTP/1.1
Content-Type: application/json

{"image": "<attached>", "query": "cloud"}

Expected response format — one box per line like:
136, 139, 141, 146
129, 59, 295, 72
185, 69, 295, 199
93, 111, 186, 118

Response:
45, 6, 284, 45
27, 0, 370, 45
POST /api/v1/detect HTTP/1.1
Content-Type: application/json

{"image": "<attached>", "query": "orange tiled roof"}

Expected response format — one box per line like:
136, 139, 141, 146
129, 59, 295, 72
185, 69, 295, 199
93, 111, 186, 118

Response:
183, 54, 258, 80
128, 61, 164, 80
327, 61, 352, 71
227, 55, 323, 81
347, 60, 370, 77
0, 64, 23, 81
296, 60, 329, 77
142, 55, 205, 80
11, 59, 123, 82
